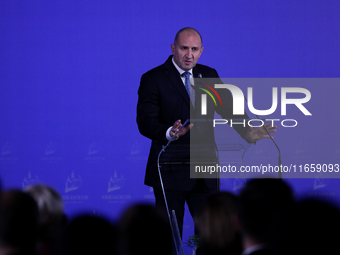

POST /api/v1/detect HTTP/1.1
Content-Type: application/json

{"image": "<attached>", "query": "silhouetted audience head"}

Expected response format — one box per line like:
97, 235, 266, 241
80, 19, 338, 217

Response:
195, 192, 242, 255
0, 178, 2, 209
64, 214, 117, 255
24, 185, 64, 225
118, 204, 172, 255
0, 190, 39, 255
276, 198, 340, 255
238, 178, 294, 252
24, 185, 66, 255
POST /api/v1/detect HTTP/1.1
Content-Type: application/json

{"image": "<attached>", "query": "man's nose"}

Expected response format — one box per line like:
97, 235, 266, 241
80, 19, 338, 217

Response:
186, 49, 193, 58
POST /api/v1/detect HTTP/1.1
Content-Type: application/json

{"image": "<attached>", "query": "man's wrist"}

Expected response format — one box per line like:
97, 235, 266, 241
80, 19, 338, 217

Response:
166, 127, 172, 140
166, 126, 178, 141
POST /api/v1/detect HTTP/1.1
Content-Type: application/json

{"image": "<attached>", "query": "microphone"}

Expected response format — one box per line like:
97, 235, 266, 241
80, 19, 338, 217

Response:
157, 119, 190, 255
242, 96, 283, 179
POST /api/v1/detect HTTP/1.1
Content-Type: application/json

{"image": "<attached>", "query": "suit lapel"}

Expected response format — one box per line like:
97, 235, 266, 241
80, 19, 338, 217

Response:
192, 66, 216, 118
193, 66, 200, 78
163, 56, 191, 108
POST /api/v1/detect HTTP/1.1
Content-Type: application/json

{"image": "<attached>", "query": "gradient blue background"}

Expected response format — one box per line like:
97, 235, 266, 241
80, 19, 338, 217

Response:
1, 1, 340, 252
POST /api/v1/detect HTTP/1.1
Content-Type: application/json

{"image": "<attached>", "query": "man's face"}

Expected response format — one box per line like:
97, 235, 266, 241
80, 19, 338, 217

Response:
171, 31, 203, 71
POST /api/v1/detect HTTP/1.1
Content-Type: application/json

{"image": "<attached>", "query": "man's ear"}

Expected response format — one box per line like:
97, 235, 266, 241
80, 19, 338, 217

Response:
199, 46, 204, 57
171, 44, 175, 54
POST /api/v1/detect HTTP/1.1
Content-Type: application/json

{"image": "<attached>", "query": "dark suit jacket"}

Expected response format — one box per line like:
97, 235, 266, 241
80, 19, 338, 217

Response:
137, 55, 248, 191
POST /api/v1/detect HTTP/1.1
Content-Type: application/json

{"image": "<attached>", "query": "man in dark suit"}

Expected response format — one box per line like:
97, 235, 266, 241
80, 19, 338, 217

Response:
137, 27, 275, 238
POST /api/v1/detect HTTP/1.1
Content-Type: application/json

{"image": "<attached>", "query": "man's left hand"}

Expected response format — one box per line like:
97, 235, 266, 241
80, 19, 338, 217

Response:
244, 123, 277, 144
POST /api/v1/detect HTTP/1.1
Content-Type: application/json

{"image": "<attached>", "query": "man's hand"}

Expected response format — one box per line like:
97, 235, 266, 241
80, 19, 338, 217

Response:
244, 123, 277, 144
170, 119, 193, 139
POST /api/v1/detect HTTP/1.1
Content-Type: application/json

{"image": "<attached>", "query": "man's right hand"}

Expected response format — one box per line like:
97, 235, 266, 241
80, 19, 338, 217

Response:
170, 119, 193, 139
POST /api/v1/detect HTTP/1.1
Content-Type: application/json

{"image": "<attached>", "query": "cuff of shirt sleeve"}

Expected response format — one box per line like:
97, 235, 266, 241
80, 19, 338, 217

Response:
166, 126, 178, 141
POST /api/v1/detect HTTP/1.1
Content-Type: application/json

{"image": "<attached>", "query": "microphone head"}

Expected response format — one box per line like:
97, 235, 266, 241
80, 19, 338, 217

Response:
198, 73, 202, 78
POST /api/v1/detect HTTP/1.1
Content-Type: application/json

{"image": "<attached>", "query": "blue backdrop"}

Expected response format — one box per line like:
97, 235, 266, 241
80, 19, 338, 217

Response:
1, 1, 340, 253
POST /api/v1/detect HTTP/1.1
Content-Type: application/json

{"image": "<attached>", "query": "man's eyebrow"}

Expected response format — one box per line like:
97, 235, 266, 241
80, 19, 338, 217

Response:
180, 45, 200, 48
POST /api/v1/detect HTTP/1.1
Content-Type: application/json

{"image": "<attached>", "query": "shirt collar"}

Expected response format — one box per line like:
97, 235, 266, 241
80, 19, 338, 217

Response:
172, 57, 193, 76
